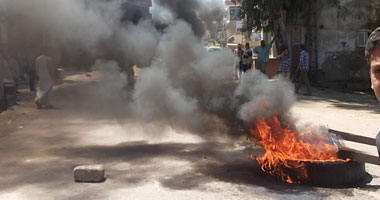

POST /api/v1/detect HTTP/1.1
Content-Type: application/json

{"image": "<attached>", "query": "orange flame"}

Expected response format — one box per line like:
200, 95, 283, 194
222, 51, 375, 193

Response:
249, 116, 348, 184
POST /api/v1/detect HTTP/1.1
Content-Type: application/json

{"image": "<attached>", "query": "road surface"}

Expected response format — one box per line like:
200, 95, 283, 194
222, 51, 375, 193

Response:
0, 71, 379, 200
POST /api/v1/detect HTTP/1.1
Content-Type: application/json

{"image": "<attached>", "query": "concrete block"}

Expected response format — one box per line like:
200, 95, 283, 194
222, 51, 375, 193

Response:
74, 165, 105, 183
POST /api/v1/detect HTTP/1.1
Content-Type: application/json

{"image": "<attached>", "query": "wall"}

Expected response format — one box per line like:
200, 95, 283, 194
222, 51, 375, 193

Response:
316, 0, 372, 82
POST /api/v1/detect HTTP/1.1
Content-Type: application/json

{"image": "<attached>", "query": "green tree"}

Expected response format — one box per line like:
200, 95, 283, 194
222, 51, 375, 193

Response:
366, 5, 380, 30
239, 0, 345, 52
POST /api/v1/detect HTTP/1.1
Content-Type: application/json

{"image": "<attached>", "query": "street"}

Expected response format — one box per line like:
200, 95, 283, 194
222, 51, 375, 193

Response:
0, 71, 379, 200
0, 0, 380, 199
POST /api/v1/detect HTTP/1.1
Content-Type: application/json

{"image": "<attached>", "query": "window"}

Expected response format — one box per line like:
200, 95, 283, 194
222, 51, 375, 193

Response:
356, 31, 369, 47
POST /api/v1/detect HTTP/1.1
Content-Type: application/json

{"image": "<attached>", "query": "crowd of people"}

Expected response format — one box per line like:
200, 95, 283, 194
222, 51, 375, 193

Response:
234, 38, 312, 95
0, 53, 57, 111
1, 27, 379, 113
233, 26, 380, 98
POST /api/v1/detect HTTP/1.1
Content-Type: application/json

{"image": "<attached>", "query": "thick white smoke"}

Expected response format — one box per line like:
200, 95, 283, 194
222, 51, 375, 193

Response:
1, 0, 115, 50
234, 72, 296, 124
1, 0, 298, 138
128, 20, 236, 135
127, 20, 296, 136
0, 0, 160, 69
130, 64, 203, 132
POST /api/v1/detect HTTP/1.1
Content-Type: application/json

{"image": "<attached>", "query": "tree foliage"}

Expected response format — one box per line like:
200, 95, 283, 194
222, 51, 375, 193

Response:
238, 0, 346, 33
235, 0, 347, 52
238, 0, 312, 33
366, 5, 380, 30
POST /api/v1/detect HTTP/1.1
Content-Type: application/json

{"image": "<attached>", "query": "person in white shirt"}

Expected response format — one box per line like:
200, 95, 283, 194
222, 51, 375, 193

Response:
35, 54, 57, 109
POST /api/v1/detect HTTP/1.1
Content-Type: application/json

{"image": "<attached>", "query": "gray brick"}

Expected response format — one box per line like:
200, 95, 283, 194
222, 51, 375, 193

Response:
74, 165, 105, 183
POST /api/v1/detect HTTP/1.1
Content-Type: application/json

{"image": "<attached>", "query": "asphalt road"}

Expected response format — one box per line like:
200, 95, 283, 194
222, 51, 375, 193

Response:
0, 71, 379, 200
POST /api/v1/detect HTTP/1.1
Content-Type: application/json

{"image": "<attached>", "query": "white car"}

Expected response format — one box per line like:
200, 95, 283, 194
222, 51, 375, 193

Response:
207, 46, 222, 52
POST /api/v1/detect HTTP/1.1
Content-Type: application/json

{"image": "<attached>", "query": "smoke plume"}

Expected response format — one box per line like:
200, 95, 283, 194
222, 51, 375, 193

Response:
234, 72, 296, 124
153, 0, 224, 38
0, 0, 299, 139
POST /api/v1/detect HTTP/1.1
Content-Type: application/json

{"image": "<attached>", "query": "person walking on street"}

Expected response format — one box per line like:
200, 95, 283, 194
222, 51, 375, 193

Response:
241, 43, 253, 73
27, 56, 37, 92
0, 54, 10, 110
35, 54, 57, 109
237, 43, 244, 71
16, 55, 29, 81
254, 36, 276, 75
6, 55, 21, 89
295, 45, 312, 95
277, 48, 292, 79
0, 54, 13, 82
234, 43, 244, 79
235, 43, 244, 60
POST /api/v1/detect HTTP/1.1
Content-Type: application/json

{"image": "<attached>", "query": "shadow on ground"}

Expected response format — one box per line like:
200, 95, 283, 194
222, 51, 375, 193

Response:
1, 74, 378, 198
51, 80, 133, 121
297, 88, 380, 114
43, 141, 377, 196
49, 141, 314, 193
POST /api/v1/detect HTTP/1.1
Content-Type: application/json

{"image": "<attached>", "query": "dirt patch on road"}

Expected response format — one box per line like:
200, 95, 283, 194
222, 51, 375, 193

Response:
0, 89, 40, 138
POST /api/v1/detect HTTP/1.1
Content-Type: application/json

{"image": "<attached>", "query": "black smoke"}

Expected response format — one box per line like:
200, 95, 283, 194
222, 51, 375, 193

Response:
154, 0, 224, 38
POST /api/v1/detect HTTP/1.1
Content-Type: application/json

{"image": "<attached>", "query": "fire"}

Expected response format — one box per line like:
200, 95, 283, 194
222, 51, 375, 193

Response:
249, 116, 348, 184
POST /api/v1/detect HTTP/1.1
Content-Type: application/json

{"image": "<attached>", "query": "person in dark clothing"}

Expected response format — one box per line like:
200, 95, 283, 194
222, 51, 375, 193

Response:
27, 56, 37, 92
295, 45, 312, 95
242, 43, 253, 73
238, 44, 244, 74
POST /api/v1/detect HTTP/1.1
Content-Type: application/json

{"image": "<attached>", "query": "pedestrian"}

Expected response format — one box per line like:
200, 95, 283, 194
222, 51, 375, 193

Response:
35, 54, 57, 109
295, 44, 312, 95
27, 56, 37, 92
241, 42, 253, 73
366, 27, 380, 102
0, 54, 13, 110
237, 43, 244, 60
234, 43, 244, 78
254, 36, 276, 75
0, 54, 13, 82
16, 54, 29, 81
6, 55, 21, 88
277, 48, 292, 79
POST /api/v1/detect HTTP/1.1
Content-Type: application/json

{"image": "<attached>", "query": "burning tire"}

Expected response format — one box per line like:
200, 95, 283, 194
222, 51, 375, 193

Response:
290, 160, 367, 187
250, 117, 371, 187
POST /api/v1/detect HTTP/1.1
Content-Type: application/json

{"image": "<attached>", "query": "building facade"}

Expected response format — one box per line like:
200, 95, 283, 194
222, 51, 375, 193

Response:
286, 0, 380, 88
223, 1, 244, 48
